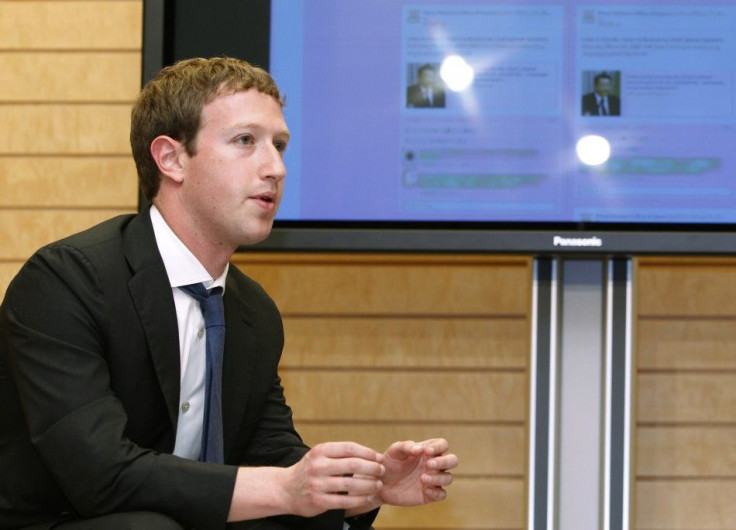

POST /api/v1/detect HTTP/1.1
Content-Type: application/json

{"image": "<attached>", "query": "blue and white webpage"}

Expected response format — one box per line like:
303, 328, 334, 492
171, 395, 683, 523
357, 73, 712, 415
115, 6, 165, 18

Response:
270, 0, 736, 226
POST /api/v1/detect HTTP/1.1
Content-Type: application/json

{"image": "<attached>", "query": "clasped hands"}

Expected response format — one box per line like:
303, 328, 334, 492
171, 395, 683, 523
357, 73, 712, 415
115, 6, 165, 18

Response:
283, 438, 458, 518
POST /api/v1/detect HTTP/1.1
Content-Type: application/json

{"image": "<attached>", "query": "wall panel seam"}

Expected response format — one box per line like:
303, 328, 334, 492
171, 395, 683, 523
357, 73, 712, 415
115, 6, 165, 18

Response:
280, 313, 529, 319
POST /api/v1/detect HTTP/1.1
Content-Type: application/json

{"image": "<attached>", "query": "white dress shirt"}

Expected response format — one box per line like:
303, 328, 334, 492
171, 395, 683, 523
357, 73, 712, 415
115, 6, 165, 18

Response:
151, 207, 357, 529
150, 205, 228, 460
596, 93, 609, 115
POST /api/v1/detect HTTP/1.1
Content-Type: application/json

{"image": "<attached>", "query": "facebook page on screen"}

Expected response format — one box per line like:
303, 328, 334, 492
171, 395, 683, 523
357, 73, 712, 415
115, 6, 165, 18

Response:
270, 0, 736, 224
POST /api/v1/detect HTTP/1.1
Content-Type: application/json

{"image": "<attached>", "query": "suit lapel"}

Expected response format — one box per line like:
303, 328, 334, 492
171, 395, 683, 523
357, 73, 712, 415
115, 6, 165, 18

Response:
119, 210, 263, 455
122, 210, 181, 431
221, 273, 259, 459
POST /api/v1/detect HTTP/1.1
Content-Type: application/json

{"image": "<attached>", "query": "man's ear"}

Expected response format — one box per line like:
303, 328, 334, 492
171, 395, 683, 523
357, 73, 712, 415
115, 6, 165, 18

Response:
150, 135, 187, 184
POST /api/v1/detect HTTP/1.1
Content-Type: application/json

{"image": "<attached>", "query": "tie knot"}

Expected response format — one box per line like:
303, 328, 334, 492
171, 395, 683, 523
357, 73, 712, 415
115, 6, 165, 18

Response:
179, 282, 221, 299
179, 283, 224, 327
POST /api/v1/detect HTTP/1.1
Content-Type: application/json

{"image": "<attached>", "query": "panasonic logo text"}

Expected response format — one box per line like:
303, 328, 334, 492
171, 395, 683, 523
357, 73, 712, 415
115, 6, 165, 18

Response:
552, 236, 603, 247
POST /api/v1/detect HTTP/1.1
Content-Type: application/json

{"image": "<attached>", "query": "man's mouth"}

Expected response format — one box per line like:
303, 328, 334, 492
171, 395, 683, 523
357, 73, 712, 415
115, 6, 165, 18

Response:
254, 192, 275, 203
253, 192, 277, 208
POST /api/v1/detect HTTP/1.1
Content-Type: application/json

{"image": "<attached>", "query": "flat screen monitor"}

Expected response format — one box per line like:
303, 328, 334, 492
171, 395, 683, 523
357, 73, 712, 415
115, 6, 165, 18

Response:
142, 0, 736, 255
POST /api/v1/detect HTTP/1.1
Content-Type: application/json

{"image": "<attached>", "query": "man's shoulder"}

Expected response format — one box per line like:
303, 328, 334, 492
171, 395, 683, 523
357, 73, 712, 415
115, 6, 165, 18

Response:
15, 213, 144, 293
50, 213, 138, 252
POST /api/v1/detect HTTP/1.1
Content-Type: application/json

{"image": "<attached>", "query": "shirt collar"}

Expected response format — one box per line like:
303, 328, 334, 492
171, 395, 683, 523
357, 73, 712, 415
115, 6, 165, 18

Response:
150, 205, 228, 291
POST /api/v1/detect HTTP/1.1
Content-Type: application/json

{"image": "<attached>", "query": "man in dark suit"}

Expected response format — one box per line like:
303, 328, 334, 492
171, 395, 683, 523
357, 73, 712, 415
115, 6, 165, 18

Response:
406, 64, 446, 108
0, 57, 458, 530
581, 72, 621, 116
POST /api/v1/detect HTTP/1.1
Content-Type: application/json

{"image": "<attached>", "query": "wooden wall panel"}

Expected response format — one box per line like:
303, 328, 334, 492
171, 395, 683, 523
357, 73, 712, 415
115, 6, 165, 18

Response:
637, 259, 736, 316
0, 158, 138, 208
282, 317, 528, 369
638, 319, 736, 370
376, 478, 524, 529
636, 481, 736, 530
237, 254, 530, 315
0, 210, 132, 263
235, 253, 531, 529
0, 52, 141, 101
0, 1, 142, 50
281, 371, 526, 422
638, 426, 736, 477
1, 1, 141, 299
0, 105, 132, 154
634, 258, 736, 530
638, 373, 736, 424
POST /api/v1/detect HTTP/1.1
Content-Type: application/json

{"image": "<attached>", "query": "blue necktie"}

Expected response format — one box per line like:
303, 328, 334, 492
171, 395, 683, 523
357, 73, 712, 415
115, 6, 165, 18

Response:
179, 283, 225, 463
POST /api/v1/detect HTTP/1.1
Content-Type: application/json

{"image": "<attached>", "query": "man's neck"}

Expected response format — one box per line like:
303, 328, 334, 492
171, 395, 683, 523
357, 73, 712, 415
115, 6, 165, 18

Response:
152, 201, 234, 279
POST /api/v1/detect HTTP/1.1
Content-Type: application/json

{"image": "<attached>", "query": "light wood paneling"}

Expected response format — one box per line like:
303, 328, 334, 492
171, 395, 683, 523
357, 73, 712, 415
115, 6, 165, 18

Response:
637, 426, 736, 477
375, 478, 524, 529
236, 253, 531, 529
234, 254, 530, 315
636, 480, 736, 530
281, 371, 526, 422
0, 210, 133, 262
0, 158, 137, 208
638, 373, 736, 424
296, 424, 525, 477
0, 0, 142, 306
635, 257, 736, 530
637, 259, 736, 316
0, 105, 131, 154
0, 1, 141, 290
281, 316, 528, 369
0, 1, 142, 50
0, 52, 141, 101
638, 319, 736, 370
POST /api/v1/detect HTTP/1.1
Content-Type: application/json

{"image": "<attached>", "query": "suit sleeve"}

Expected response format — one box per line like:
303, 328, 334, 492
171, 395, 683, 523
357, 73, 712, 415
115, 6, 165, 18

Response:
236, 379, 363, 529
0, 244, 236, 530
224, 273, 370, 529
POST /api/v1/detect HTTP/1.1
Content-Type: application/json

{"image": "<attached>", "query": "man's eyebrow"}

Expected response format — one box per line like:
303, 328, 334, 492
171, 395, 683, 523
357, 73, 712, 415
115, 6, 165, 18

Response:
230, 123, 290, 138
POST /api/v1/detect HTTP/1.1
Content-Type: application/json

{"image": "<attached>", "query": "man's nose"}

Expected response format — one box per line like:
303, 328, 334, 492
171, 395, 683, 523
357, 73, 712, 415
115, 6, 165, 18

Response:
261, 146, 287, 181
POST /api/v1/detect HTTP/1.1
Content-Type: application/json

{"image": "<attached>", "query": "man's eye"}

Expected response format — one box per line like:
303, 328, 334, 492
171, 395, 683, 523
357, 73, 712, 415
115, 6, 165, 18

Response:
274, 141, 287, 153
237, 135, 254, 145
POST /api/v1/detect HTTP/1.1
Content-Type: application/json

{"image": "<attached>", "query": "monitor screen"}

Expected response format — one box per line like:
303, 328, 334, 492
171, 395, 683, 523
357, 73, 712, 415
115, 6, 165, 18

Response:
143, 0, 736, 255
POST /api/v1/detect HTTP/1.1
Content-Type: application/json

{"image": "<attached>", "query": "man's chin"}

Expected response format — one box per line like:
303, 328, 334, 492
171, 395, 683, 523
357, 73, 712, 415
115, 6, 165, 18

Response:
238, 224, 274, 248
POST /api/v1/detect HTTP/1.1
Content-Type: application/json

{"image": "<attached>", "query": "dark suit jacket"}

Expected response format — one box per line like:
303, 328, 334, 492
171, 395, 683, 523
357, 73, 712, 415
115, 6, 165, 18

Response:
406, 84, 446, 108
581, 92, 621, 116
0, 210, 367, 530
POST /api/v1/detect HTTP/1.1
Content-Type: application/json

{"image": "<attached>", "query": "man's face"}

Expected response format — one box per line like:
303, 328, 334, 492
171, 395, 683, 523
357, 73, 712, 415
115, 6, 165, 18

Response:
179, 89, 289, 249
595, 77, 612, 97
419, 69, 436, 87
